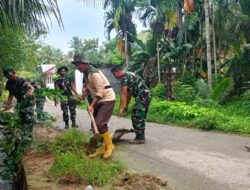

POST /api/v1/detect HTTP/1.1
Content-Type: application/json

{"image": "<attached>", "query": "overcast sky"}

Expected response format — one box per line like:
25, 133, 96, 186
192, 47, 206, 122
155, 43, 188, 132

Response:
43, 0, 145, 54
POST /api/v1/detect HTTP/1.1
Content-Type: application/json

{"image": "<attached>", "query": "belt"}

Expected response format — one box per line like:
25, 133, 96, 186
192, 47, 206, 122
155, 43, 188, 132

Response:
105, 85, 112, 89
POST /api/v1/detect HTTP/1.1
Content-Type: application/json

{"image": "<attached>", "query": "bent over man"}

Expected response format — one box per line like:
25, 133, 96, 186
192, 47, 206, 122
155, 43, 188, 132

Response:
111, 65, 151, 144
72, 53, 115, 159
3, 66, 35, 134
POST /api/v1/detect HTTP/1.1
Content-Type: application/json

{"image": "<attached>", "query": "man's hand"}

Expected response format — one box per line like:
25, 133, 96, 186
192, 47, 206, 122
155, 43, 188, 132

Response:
87, 105, 94, 113
25, 92, 33, 97
118, 109, 123, 117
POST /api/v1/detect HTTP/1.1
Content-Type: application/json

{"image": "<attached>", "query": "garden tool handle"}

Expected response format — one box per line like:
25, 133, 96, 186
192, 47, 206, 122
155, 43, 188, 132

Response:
85, 98, 99, 134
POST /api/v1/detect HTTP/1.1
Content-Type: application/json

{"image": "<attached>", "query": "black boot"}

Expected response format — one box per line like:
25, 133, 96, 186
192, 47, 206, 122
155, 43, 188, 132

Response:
71, 120, 78, 128
129, 129, 145, 144
65, 121, 69, 129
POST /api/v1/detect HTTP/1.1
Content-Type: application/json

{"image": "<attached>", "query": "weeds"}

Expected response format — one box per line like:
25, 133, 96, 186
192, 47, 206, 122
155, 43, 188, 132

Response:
45, 129, 124, 186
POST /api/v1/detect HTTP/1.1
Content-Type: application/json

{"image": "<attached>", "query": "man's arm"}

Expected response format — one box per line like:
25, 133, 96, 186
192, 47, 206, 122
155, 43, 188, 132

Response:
124, 92, 131, 112
25, 83, 34, 97
118, 86, 128, 117
54, 82, 59, 106
3, 93, 14, 111
70, 82, 81, 99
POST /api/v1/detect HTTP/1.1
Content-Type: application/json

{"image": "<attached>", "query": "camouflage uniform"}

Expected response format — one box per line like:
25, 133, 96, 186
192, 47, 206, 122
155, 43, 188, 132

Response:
54, 76, 76, 125
31, 81, 46, 120
5, 77, 35, 133
121, 72, 151, 136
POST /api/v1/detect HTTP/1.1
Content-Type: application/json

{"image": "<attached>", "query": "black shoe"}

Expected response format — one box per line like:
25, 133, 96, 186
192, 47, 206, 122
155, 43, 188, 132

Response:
65, 121, 69, 129
72, 122, 78, 128
129, 138, 146, 144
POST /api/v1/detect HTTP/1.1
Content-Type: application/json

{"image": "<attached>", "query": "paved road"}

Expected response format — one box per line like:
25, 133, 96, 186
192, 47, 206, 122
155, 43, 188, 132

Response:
45, 102, 250, 190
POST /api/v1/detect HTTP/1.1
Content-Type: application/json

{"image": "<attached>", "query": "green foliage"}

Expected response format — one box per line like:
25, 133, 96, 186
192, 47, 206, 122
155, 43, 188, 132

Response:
211, 77, 234, 103
151, 84, 165, 100
173, 81, 197, 102
0, 112, 33, 179
47, 130, 124, 186
196, 79, 210, 98
147, 99, 250, 134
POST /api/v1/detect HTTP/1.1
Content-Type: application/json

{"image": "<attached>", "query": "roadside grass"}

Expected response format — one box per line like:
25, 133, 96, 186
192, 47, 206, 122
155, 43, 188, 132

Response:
44, 129, 125, 186
78, 97, 250, 135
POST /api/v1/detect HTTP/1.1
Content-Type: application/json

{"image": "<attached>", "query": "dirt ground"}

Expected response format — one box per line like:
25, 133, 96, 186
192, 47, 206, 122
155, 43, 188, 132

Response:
23, 125, 172, 190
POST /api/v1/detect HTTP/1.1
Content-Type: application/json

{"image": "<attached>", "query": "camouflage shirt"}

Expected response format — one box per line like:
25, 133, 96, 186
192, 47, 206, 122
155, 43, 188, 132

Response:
121, 72, 151, 99
5, 77, 30, 102
54, 76, 73, 99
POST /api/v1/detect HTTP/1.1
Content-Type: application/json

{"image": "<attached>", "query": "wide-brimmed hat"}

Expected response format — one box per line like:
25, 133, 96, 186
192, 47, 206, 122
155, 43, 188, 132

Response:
71, 53, 90, 64
57, 66, 68, 73
3, 66, 14, 77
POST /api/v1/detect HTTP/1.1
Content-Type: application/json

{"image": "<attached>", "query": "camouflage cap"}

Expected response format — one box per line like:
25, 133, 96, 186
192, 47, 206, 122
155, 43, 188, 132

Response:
3, 66, 14, 77
71, 53, 90, 64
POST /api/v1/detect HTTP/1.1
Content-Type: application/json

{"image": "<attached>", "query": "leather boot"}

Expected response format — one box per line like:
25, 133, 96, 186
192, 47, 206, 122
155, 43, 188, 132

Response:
129, 129, 145, 144
65, 121, 69, 129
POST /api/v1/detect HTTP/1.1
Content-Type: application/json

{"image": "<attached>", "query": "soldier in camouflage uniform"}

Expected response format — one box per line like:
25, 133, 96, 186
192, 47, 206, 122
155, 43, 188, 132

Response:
3, 66, 35, 134
111, 65, 152, 144
31, 81, 46, 120
54, 66, 80, 128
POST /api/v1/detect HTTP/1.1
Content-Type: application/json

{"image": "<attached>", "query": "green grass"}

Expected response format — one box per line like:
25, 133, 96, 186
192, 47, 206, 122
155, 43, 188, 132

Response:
46, 129, 124, 186
78, 96, 250, 135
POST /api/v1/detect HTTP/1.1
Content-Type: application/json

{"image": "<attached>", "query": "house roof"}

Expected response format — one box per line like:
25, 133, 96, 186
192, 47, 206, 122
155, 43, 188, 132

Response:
41, 64, 56, 74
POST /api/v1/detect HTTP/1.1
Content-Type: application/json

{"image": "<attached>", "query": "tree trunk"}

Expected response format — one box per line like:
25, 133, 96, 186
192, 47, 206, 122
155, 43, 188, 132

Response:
204, 0, 212, 91
125, 31, 129, 66
164, 67, 173, 101
157, 39, 161, 83
212, 2, 218, 80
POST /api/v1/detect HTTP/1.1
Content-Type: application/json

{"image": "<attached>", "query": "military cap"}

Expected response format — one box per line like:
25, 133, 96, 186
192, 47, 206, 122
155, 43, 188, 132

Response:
71, 53, 90, 64
3, 66, 14, 77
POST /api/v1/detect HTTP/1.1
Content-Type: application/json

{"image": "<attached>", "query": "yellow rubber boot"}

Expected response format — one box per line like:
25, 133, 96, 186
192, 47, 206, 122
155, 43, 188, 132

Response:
88, 144, 105, 158
102, 132, 115, 159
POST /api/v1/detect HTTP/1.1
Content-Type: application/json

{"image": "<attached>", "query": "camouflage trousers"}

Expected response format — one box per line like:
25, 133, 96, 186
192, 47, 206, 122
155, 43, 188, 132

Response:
131, 96, 151, 135
35, 97, 46, 120
60, 99, 76, 122
16, 99, 35, 134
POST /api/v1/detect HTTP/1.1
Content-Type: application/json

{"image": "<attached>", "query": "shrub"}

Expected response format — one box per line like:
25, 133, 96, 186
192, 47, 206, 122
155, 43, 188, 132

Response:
173, 81, 197, 102
196, 79, 210, 98
211, 77, 234, 103
151, 83, 165, 100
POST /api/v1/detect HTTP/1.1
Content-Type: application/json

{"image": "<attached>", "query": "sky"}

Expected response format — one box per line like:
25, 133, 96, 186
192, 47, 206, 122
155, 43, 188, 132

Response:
43, 0, 145, 54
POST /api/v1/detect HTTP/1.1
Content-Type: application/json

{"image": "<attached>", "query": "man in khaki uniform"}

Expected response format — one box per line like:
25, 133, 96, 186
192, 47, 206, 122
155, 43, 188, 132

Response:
72, 53, 115, 159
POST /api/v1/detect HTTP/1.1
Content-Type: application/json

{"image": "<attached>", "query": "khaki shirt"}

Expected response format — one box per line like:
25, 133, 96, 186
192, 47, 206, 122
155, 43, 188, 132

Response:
84, 66, 115, 103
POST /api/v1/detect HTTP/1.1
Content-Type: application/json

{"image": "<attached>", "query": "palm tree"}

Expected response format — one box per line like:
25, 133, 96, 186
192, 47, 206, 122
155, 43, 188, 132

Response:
104, 0, 136, 66
69, 36, 84, 54
0, 0, 62, 32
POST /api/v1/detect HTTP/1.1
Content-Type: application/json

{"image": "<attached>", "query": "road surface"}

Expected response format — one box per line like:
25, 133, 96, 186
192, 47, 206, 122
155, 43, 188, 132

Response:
45, 102, 250, 190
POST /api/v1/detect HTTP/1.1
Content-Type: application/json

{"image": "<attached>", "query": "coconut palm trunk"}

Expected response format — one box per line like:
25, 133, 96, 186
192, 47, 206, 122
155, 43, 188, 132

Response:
125, 30, 129, 66
204, 0, 212, 90
212, 2, 217, 80
157, 39, 161, 83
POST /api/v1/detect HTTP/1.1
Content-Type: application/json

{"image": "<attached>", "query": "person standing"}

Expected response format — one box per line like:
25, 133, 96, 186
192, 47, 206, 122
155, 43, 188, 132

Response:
31, 81, 46, 121
3, 66, 35, 134
72, 53, 116, 159
54, 66, 80, 129
111, 65, 151, 144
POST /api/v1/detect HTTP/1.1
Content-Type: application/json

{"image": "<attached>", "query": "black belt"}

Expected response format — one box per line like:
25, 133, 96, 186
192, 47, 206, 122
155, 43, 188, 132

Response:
105, 85, 112, 89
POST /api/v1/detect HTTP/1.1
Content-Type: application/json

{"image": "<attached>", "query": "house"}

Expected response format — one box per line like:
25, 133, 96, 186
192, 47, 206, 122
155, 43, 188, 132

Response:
41, 64, 56, 89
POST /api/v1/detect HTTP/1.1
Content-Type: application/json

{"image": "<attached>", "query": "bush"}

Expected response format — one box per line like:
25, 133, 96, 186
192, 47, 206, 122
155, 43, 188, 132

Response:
173, 81, 197, 102
151, 83, 165, 100
147, 98, 250, 134
211, 77, 234, 103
